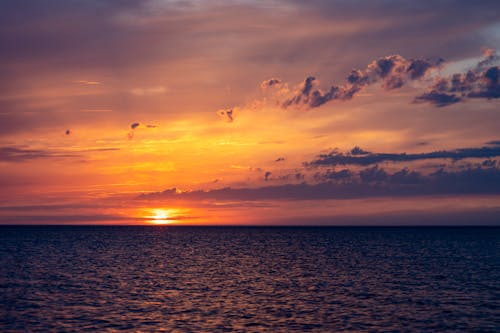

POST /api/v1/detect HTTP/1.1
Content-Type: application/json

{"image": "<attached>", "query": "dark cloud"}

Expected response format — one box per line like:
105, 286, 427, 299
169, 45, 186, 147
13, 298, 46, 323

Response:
294, 172, 305, 181
390, 167, 424, 184
217, 108, 234, 123
482, 159, 497, 167
359, 165, 388, 183
408, 58, 443, 80
275, 157, 286, 162
261, 78, 282, 89
477, 48, 500, 70
413, 91, 462, 107
358, 166, 422, 185
127, 122, 157, 139
307, 145, 500, 167
226, 50, 498, 115
350, 146, 370, 155
468, 66, 500, 99
142, 163, 500, 202
264, 171, 272, 181
414, 49, 500, 106
315, 168, 352, 182
282, 55, 441, 109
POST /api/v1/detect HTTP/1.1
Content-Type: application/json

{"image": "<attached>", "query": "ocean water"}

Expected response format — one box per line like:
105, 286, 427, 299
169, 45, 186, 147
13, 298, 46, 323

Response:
0, 226, 499, 332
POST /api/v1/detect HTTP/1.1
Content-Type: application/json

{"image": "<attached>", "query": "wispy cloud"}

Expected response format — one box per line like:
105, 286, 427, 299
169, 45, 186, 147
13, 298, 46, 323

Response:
0, 146, 120, 162
0, 146, 77, 162
307, 144, 500, 167
74, 80, 101, 85
130, 86, 167, 96
79, 109, 113, 113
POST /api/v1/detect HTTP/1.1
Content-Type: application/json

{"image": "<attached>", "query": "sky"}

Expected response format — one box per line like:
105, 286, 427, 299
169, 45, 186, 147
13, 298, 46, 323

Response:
1, 0, 500, 225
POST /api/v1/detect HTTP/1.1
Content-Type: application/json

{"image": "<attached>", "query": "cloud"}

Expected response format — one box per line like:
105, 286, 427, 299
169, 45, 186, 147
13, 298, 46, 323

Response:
413, 91, 462, 107
217, 108, 234, 122
350, 146, 370, 155
127, 122, 157, 139
281, 55, 442, 109
141, 163, 500, 201
359, 165, 388, 183
275, 157, 285, 162
260, 78, 282, 89
74, 80, 101, 85
319, 165, 424, 186
218, 54, 443, 119
79, 109, 113, 113
0, 146, 76, 162
307, 145, 500, 167
477, 48, 500, 70
482, 159, 497, 167
220, 50, 499, 118
414, 50, 500, 106
264, 171, 272, 181
315, 168, 353, 182
0, 146, 120, 162
130, 86, 167, 96
469, 66, 500, 99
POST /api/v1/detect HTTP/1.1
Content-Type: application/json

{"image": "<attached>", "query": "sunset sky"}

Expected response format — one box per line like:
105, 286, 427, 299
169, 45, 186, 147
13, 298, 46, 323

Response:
1, 0, 500, 225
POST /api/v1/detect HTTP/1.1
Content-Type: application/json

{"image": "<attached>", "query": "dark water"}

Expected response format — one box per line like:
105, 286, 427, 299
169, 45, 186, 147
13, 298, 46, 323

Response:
1, 226, 499, 332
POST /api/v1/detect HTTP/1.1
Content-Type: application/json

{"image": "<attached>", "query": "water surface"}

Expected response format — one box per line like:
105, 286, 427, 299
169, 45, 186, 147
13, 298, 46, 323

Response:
1, 226, 499, 332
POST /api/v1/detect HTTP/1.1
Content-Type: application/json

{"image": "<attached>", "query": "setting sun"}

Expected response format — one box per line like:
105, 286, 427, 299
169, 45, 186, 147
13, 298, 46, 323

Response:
150, 209, 172, 224
143, 208, 184, 225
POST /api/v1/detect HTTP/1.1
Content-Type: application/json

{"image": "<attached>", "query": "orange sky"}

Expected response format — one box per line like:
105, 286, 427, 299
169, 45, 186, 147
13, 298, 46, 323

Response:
1, 1, 500, 225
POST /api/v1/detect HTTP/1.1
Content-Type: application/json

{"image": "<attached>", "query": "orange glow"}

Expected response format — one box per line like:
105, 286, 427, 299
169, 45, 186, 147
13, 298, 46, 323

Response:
143, 208, 184, 225
1, 2, 499, 227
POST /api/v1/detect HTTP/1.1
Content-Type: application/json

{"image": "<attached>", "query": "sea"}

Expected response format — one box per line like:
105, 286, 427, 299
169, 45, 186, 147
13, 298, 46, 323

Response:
1, 226, 499, 332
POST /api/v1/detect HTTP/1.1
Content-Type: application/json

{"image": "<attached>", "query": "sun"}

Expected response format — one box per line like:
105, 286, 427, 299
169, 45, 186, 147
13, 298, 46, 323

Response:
148, 209, 174, 225
139, 207, 192, 225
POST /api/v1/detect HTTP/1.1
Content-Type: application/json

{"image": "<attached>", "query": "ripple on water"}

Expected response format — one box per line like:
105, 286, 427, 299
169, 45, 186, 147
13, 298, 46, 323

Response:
0, 226, 499, 332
